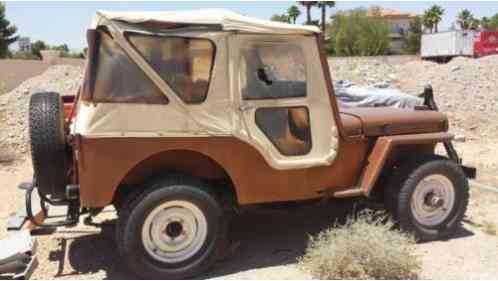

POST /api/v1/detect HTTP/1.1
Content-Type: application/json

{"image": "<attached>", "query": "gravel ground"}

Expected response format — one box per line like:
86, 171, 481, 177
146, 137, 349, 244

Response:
1, 56, 498, 279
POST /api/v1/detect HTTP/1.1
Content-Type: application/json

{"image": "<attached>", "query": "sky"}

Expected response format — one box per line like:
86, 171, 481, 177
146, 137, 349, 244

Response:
4, 1, 498, 51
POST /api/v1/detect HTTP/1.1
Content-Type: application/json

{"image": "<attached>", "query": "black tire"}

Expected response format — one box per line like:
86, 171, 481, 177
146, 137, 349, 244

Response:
385, 155, 469, 241
29, 92, 67, 199
116, 176, 226, 279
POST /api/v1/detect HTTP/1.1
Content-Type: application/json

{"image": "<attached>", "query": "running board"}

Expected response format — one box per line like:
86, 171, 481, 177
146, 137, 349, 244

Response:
333, 187, 364, 198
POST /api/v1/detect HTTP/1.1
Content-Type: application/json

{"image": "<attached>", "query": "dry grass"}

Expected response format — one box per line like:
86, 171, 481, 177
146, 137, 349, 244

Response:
298, 210, 421, 280
483, 221, 497, 236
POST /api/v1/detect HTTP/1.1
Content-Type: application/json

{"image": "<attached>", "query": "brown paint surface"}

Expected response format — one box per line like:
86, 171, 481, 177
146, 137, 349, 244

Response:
341, 107, 448, 136
339, 113, 363, 137
78, 136, 368, 207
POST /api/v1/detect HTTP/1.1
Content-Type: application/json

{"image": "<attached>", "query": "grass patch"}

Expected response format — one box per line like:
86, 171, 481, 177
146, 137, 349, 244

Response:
298, 210, 421, 280
464, 218, 497, 236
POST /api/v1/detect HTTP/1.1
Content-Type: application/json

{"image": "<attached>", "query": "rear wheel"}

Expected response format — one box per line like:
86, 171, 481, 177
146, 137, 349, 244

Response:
385, 155, 469, 241
116, 177, 226, 279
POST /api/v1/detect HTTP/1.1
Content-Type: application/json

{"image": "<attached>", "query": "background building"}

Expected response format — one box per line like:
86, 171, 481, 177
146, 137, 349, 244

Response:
17, 37, 31, 52
367, 7, 418, 54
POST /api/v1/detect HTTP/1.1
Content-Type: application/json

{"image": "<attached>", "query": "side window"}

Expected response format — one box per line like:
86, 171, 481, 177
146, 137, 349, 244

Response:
92, 32, 168, 104
255, 107, 311, 156
128, 34, 215, 104
240, 43, 306, 100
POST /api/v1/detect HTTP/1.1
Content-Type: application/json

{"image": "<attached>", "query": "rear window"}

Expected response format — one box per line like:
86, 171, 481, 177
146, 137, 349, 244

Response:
91, 32, 168, 104
128, 34, 215, 104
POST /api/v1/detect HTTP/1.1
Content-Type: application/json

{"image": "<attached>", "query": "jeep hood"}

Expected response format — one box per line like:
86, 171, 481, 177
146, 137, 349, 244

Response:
340, 107, 448, 137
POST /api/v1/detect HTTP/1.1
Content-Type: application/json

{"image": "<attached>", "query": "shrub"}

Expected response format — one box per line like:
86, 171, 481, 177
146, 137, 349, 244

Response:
328, 8, 391, 56
298, 210, 421, 279
483, 221, 497, 236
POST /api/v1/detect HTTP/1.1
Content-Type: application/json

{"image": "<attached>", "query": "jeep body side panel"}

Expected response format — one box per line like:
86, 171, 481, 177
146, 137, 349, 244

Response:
360, 132, 454, 196
77, 136, 368, 208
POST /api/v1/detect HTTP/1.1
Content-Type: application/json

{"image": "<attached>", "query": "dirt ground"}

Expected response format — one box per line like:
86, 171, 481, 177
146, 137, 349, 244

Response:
0, 59, 84, 96
1, 160, 497, 280
0, 60, 51, 94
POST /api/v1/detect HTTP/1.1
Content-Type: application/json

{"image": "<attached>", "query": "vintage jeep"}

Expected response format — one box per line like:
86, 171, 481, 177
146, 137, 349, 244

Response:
12, 9, 475, 279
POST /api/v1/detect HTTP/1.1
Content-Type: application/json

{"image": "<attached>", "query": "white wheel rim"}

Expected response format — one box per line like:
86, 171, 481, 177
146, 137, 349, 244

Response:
142, 200, 208, 263
411, 174, 455, 227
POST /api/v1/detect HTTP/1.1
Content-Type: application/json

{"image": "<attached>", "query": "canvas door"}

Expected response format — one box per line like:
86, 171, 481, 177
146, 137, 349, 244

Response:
231, 34, 339, 170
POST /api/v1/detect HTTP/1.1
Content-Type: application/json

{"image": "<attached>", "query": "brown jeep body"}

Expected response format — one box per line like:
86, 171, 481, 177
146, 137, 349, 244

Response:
59, 26, 455, 209
16, 10, 475, 279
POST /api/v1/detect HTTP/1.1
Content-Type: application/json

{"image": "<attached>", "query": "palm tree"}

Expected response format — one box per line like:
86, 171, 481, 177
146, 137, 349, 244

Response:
457, 9, 473, 30
317, 1, 335, 33
298, 1, 318, 24
287, 5, 301, 24
422, 10, 434, 33
427, 5, 445, 33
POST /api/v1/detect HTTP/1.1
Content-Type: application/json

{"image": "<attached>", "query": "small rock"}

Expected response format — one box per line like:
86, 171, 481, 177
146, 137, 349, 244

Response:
0, 150, 16, 163
454, 134, 466, 142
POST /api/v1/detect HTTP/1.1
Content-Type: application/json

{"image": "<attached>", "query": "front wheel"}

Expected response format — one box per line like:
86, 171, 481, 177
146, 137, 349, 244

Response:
116, 177, 226, 279
385, 156, 469, 241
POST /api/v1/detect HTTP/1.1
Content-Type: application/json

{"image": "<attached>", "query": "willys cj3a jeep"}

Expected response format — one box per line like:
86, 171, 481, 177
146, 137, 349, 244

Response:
6, 9, 476, 279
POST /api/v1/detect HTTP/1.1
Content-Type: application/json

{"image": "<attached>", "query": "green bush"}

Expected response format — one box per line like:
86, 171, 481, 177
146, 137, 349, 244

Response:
403, 16, 422, 55
298, 210, 421, 279
328, 8, 391, 56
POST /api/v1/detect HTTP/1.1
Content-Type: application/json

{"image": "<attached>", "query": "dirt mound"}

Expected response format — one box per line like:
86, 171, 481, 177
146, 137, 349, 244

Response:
0, 65, 83, 157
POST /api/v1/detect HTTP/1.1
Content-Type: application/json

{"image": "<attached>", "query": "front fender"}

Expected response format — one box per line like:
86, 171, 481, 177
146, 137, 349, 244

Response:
360, 132, 454, 196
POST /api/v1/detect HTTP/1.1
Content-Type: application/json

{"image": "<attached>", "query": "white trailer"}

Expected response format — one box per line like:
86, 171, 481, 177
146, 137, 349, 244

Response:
421, 30, 476, 59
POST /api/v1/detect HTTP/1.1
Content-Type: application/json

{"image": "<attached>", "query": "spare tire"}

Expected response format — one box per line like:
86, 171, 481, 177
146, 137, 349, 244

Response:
29, 92, 68, 199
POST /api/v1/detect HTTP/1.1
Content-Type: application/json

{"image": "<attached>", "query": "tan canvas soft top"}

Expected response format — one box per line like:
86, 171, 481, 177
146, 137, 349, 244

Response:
91, 9, 321, 35
75, 10, 339, 171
